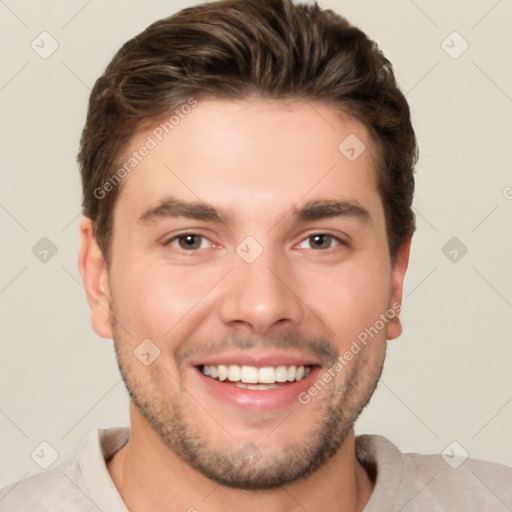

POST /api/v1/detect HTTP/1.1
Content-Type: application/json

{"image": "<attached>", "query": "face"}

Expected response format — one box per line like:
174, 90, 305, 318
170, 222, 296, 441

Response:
82, 98, 409, 489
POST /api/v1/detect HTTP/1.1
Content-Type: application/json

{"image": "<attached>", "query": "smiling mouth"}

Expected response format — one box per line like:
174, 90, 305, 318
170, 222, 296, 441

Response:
198, 364, 314, 390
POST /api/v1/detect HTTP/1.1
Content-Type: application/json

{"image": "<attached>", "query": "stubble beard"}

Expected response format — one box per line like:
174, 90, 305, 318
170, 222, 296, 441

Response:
110, 311, 385, 490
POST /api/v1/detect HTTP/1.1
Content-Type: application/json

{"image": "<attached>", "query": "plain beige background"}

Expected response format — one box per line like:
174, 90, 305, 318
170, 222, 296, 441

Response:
1, 0, 511, 487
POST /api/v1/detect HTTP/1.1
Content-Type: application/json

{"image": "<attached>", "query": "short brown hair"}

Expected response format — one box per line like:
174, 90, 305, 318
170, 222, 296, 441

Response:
78, 0, 417, 264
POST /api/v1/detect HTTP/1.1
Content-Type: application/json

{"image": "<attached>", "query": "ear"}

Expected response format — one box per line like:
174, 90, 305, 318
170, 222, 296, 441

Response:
78, 217, 113, 339
386, 236, 412, 341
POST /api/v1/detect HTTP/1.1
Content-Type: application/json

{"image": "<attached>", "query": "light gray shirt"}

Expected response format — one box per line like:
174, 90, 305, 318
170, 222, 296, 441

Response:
1, 427, 511, 511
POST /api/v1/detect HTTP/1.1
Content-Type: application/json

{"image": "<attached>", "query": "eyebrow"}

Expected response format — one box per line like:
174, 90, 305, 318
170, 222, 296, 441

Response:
137, 196, 371, 227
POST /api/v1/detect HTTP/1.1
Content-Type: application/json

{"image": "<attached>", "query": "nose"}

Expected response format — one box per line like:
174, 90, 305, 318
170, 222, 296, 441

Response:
219, 249, 305, 336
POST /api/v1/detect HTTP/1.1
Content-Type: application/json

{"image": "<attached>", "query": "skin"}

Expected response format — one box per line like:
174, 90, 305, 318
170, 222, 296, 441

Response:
79, 98, 411, 512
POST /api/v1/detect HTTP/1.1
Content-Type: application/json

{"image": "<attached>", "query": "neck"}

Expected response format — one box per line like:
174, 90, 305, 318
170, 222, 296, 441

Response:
107, 404, 374, 512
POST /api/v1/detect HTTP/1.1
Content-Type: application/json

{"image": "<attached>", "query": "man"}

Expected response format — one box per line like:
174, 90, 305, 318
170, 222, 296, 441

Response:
1, 0, 510, 510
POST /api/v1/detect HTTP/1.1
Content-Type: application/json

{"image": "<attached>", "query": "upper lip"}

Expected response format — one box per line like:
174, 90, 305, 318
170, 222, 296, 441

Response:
189, 350, 320, 368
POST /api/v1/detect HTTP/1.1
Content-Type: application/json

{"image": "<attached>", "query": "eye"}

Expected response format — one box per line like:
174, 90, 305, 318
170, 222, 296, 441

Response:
165, 233, 212, 251
297, 234, 343, 251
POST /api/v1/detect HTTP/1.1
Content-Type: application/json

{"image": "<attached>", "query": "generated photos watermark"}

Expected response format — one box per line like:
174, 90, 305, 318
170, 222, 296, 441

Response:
93, 97, 198, 200
298, 302, 402, 405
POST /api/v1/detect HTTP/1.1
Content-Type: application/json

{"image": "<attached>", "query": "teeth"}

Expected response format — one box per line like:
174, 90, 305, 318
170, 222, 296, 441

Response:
227, 365, 241, 381
201, 364, 312, 384
235, 382, 280, 390
275, 366, 287, 382
258, 366, 276, 383
241, 365, 258, 383
218, 364, 228, 381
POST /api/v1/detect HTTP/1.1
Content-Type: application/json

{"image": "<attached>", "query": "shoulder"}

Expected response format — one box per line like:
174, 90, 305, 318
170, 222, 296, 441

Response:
356, 434, 512, 511
404, 450, 512, 509
0, 427, 129, 512
0, 460, 93, 511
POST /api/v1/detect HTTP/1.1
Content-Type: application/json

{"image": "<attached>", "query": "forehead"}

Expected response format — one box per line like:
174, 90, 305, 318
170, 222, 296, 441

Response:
113, 98, 383, 228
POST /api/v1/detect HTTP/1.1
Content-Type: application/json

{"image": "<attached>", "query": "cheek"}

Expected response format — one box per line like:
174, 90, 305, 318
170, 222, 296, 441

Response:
111, 260, 219, 339
306, 258, 392, 344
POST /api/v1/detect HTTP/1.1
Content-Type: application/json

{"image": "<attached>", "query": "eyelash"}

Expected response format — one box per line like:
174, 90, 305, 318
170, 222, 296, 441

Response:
163, 232, 347, 253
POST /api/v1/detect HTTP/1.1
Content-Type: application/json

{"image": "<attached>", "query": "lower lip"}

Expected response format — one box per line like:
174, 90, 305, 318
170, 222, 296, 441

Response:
193, 367, 321, 411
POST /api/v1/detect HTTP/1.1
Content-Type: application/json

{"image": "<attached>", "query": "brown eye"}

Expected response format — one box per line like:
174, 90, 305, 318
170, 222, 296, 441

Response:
178, 234, 202, 250
309, 234, 334, 249
302, 233, 343, 250
166, 234, 210, 250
